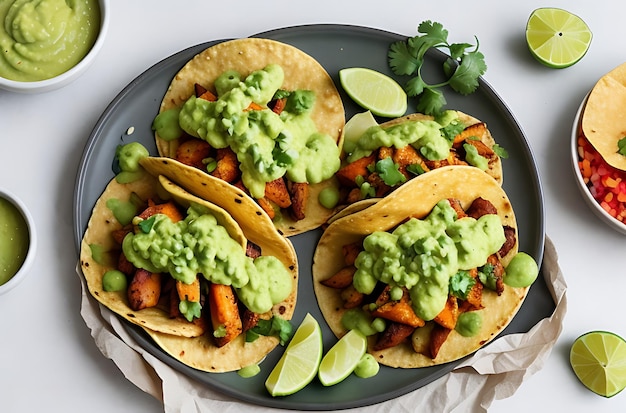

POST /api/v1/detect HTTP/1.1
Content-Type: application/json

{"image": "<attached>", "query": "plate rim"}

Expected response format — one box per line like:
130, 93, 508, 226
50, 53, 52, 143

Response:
73, 23, 548, 410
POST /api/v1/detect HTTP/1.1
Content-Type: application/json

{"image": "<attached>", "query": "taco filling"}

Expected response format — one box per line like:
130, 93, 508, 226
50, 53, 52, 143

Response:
313, 166, 537, 368
335, 110, 505, 207
152, 38, 345, 236
80, 153, 298, 371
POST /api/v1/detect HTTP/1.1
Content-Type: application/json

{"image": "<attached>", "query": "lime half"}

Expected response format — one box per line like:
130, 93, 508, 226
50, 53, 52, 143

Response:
525, 8, 592, 69
569, 331, 626, 398
339, 67, 407, 117
318, 329, 368, 386
265, 313, 323, 397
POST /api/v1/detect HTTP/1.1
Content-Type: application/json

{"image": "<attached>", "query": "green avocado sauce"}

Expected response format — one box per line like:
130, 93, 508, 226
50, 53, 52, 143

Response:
504, 252, 539, 288
0, 196, 29, 285
463, 143, 489, 170
114, 142, 149, 184
346, 110, 462, 163
351, 200, 505, 321
174, 64, 340, 198
354, 353, 379, 378
0, 0, 100, 82
455, 311, 482, 337
121, 203, 291, 314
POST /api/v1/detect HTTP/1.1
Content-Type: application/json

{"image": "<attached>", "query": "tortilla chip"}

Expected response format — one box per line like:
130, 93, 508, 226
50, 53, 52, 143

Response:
312, 166, 525, 368
154, 38, 345, 236
582, 62, 626, 171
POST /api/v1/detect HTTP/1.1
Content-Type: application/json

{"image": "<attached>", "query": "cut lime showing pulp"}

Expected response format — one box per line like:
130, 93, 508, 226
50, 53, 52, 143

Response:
339, 67, 407, 117
265, 313, 323, 397
525, 8, 592, 69
569, 331, 626, 398
318, 329, 368, 386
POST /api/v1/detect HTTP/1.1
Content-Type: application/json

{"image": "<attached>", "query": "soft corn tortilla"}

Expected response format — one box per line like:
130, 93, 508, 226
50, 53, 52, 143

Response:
80, 169, 298, 372
312, 166, 525, 368
377, 111, 503, 184
155, 38, 345, 236
582, 62, 626, 171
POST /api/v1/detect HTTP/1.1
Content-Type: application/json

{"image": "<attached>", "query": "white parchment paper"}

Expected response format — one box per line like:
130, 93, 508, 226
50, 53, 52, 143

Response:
79, 237, 566, 413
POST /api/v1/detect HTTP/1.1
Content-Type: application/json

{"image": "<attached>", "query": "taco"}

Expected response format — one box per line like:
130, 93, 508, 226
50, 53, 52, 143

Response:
80, 166, 298, 372
334, 110, 504, 210
582, 61, 626, 171
152, 37, 345, 236
312, 166, 526, 368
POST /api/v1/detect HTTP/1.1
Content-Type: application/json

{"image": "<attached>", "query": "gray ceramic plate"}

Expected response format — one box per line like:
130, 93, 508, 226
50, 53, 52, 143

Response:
74, 25, 551, 410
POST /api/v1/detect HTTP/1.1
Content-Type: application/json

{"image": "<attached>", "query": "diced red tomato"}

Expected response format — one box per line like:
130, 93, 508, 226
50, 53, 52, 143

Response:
577, 133, 626, 222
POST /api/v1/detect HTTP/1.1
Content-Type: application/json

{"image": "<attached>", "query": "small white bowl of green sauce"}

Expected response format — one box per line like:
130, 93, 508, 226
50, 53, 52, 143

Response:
0, 189, 36, 295
0, 0, 109, 93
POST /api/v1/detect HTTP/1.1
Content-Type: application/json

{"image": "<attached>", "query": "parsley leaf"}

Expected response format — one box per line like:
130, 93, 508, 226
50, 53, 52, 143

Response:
492, 144, 509, 159
618, 137, 626, 156
138, 216, 156, 233
388, 20, 487, 115
406, 163, 425, 176
246, 316, 293, 346
376, 157, 407, 186
450, 271, 476, 300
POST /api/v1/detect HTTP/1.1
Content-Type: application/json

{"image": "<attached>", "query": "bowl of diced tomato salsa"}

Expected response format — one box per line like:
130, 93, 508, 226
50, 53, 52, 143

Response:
571, 94, 626, 235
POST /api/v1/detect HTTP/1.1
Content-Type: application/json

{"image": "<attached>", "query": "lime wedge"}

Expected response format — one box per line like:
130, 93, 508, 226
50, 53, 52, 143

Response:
318, 329, 368, 386
265, 313, 323, 396
525, 8, 592, 69
339, 67, 407, 117
342, 111, 378, 155
569, 331, 626, 398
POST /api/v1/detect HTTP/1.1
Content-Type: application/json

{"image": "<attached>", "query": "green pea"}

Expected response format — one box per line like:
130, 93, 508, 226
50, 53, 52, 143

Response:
102, 270, 128, 292
318, 186, 340, 209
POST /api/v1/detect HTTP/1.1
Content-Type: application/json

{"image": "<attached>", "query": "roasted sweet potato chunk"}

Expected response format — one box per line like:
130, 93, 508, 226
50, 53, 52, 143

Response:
466, 197, 497, 219
392, 145, 428, 177
429, 324, 452, 358
208, 283, 243, 347
175, 139, 212, 170
336, 154, 376, 186
176, 276, 201, 303
433, 296, 459, 330
321, 266, 356, 289
241, 309, 260, 332
127, 269, 161, 311
265, 178, 292, 208
289, 182, 308, 221
373, 322, 415, 351
211, 147, 240, 183
342, 242, 362, 266
138, 200, 184, 222
452, 122, 488, 146
371, 301, 425, 328
340, 285, 364, 309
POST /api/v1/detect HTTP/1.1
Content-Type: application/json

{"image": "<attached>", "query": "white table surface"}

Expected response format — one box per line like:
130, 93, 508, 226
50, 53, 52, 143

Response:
1, 1, 624, 412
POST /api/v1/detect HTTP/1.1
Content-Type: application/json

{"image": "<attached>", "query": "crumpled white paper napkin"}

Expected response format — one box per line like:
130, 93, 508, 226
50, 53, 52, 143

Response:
79, 237, 566, 413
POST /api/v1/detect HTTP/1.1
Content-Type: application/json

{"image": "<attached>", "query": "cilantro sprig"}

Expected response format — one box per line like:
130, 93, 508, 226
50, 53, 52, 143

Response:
388, 21, 487, 115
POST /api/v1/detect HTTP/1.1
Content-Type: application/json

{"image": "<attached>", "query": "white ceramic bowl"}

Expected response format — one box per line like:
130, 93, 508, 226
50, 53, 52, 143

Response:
0, 189, 37, 295
570, 93, 626, 235
0, 0, 109, 94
